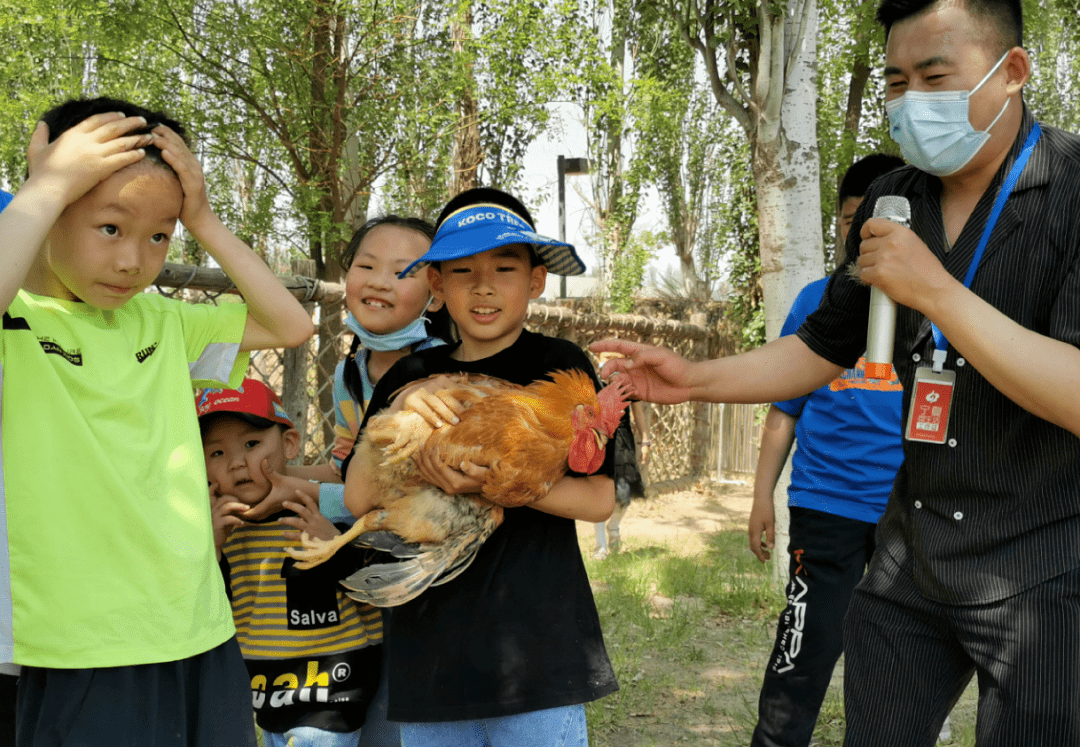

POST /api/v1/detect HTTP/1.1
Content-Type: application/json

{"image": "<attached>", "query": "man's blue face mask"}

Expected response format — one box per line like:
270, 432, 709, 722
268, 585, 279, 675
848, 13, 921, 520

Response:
885, 51, 1010, 177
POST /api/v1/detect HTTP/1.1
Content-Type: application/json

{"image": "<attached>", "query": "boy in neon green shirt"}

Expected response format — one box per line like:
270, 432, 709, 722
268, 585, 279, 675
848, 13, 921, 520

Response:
0, 97, 313, 745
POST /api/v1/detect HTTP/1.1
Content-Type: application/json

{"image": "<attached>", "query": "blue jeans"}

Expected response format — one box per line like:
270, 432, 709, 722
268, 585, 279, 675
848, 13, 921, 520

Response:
400, 704, 588, 747
262, 726, 362, 747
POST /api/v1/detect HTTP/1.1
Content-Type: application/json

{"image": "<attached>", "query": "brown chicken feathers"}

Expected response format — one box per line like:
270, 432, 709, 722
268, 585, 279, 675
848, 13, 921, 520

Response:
286, 369, 631, 607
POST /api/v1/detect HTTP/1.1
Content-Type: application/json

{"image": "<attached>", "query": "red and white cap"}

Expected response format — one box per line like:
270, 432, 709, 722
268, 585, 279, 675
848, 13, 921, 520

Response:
195, 378, 293, 428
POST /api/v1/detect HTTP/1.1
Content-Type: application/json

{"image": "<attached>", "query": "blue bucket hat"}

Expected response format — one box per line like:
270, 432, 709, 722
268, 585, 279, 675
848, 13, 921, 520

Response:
398, 203, 587, 279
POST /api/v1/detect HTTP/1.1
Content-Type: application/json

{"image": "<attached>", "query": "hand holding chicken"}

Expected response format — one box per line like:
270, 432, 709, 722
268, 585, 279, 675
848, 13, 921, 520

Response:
285, 369, 630, 606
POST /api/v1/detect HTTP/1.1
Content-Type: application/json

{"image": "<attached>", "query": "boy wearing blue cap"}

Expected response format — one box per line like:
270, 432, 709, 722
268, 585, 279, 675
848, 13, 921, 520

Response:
340, 188, 618, 747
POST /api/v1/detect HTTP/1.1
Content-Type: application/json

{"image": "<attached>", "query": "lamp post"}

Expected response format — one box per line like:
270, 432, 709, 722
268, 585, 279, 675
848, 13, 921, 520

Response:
557, 155, 591, 299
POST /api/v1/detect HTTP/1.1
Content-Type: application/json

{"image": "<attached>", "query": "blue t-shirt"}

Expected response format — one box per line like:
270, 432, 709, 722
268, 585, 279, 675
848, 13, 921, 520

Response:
0, 191, 12, 213
777, 277, 904, 523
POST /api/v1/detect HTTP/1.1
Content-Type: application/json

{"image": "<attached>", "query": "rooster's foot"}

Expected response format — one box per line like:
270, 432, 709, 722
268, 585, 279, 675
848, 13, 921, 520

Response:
285, 531, 352, 570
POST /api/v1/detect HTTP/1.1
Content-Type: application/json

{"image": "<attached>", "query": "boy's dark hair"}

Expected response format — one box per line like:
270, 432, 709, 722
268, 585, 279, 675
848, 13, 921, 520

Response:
39, 97, 188, 170
433, 187, 543, 268
341, 214, 454, 411
839, 153, 906, 203
198, 412, 289, 438
876, 0, 1022, 54
436, 187, 536, 231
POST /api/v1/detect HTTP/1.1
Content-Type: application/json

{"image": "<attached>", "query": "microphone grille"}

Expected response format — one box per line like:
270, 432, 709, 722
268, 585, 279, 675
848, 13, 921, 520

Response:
873, 195, 911, 223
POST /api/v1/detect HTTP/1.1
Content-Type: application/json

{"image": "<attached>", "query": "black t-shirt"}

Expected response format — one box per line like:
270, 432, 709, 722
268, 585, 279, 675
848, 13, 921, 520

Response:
347, 329, 619, 721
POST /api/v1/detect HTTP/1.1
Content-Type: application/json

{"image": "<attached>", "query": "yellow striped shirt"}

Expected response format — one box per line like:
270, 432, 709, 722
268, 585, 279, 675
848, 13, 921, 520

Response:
222, 521, 381, 660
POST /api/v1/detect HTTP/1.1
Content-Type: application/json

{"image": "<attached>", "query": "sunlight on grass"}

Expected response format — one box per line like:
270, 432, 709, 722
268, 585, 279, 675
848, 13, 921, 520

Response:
582, 528, 979, 745
584, 529, 782, 743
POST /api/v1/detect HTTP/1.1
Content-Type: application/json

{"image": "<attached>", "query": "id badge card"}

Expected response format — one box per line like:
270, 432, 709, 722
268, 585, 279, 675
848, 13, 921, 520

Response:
905, 366, 956, 444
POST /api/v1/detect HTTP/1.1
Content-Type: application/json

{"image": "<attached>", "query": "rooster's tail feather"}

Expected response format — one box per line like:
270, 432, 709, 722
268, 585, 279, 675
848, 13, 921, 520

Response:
351, 530, 423, 559
341, 517, 499, 607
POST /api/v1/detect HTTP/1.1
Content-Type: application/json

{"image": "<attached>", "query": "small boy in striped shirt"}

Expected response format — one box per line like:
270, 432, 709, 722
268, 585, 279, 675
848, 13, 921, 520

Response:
200, 379, 382, 747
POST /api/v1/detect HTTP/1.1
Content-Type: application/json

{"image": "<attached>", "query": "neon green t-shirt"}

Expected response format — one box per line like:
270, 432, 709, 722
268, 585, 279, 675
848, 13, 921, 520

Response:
0, 289, 249, 668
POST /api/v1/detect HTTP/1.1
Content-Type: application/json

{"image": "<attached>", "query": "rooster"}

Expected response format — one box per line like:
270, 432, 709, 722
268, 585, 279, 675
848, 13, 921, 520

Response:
286, 369, 630, 606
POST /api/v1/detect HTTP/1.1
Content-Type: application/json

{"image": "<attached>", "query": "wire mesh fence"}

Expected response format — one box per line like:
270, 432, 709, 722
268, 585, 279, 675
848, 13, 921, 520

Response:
154, 263, 762, 494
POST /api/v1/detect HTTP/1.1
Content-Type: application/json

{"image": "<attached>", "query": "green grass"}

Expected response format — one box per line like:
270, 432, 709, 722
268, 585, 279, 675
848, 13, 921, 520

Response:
582, 529, 979, 746
583, 530, 783, 742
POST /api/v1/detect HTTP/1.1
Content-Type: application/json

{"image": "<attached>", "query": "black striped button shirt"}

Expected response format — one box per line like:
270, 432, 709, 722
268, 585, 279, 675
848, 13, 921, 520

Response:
798, 107, 1080, 605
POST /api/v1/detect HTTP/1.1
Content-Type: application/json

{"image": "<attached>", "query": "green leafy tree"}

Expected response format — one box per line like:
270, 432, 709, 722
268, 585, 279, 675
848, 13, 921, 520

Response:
1025, 0, 1080, 133
116, 0, 439, 447
632, 21, 732, 303
815, 0, 895, 264
380, 0, 595, 216
656, 0, 824, 342
575, 0, 648, 307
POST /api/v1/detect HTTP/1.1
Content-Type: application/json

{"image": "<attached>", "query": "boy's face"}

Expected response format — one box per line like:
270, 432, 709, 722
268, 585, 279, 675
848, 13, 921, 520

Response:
428, 243, 546, 360
202, 416, 299, 506
38, 163, 182, 309
838, 195, 863, 246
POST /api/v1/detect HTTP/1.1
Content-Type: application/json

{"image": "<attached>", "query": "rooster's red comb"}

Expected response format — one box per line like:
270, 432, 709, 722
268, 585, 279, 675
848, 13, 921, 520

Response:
596, 375, 633, 436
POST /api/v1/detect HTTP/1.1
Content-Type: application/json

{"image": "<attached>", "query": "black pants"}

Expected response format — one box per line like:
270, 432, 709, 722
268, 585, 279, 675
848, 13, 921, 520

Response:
843, 550, 1080, 747
1, 673, 17, 747
751, 507, 877, 747
16, 637, 256, 747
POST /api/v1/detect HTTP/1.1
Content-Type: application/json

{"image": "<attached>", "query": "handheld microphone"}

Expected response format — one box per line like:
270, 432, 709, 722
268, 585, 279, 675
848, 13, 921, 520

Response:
864, 196, 911, 380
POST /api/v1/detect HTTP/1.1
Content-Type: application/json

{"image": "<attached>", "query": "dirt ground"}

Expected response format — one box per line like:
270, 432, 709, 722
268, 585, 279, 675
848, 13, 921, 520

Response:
575, 479, 790, 747
574, 481, 977, 747
578, 478, 757, 556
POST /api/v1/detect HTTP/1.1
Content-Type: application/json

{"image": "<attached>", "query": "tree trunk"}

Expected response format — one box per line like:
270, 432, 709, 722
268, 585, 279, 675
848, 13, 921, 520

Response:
836, 0, 877, 215
753, 1, 823, 344
452, 3, 481, 194
753, 0, 823, 586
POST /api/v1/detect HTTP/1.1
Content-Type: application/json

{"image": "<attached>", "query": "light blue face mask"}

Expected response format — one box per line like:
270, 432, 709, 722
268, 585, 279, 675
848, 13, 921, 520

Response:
886, 52, 1010, 177
345, 297, 433, 352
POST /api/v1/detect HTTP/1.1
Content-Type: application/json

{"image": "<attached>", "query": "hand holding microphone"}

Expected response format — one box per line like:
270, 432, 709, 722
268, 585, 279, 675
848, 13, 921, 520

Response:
864, 196, 911, 380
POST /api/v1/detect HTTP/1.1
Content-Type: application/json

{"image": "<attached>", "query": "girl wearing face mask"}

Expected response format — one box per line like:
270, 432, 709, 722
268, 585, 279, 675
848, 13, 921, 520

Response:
291, 215, 452, 747
335, 216, 452, 458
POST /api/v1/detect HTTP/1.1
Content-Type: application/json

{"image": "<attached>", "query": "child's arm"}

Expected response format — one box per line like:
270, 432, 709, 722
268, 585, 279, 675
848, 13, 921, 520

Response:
749, 404, 797, 563
343, 447, 383, 519
1, 114, 152, 314
530, 473, 615, 522
153, 126, 313, 351
287, 462, 342, 483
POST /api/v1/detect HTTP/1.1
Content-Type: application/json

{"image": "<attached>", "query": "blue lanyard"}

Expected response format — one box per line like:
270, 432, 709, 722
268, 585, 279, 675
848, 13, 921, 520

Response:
930, 122, 1042, 370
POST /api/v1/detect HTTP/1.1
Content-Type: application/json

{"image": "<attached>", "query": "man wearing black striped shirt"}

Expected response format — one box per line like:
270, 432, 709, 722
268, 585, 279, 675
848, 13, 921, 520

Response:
595, 0, 1080, 744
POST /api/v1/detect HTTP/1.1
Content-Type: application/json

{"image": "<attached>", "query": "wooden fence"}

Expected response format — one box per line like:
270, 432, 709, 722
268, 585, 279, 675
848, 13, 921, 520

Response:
153, 262, 762, 492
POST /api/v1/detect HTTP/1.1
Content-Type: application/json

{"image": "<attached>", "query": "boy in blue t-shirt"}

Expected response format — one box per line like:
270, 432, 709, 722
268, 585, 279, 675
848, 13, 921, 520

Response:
747, 154, 905, 747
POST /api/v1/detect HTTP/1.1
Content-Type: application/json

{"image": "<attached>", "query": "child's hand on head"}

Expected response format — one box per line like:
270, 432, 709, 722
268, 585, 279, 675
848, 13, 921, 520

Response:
26, 113, 153, 208
152, 125, 213, 232
280, 491, 340, 543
